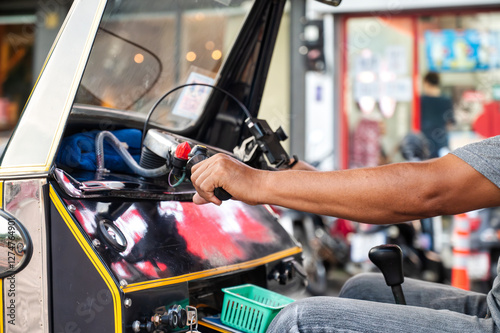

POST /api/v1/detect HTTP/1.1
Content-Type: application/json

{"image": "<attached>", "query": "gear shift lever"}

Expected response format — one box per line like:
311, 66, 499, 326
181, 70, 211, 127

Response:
369, 244, 406, 305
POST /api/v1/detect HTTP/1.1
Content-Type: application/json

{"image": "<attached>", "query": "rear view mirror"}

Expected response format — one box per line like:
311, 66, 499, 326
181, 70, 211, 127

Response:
314, 0, 342, 6
0, 210, 32, 278
77, 29, 161, 110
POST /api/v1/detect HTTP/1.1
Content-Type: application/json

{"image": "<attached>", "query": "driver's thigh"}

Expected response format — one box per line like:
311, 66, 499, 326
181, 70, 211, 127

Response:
266, 296, 496, 333
339, 273, 487, 317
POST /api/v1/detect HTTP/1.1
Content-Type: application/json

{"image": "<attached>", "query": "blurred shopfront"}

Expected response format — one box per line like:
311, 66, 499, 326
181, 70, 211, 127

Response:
0, 21, 33, 132
306, 0, 500, 169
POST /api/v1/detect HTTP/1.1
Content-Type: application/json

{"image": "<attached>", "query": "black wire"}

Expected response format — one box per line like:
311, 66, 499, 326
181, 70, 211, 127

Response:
141, 82, 252, 146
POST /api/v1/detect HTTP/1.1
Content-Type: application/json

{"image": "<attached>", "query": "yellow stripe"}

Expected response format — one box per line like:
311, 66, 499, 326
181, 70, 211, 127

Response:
123, 247, 302, 293
198, 320, 233, 333
0, 181, 3, 208
49, 186, 122, 332
0, 165, 49, 174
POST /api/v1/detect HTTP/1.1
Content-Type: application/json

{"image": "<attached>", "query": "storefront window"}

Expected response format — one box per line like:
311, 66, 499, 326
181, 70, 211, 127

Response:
342, 10, 500, 168
345, 16, 414, 168
418, 11, 500, 150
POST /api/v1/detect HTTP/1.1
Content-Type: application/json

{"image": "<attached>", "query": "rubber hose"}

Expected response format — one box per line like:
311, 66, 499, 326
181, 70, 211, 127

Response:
95, 131, 168, 178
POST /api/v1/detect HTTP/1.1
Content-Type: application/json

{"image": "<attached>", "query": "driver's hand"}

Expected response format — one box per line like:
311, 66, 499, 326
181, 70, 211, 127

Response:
190, 154, 264, 206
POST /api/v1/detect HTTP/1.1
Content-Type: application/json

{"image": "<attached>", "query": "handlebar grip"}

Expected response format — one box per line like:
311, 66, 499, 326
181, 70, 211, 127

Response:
214, 187, 232, 201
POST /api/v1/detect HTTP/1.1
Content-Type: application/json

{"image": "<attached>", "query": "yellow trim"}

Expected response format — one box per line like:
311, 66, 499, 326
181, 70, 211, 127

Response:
49, 186, 122, 332
198, 320, 233, 333
123, 247, 302, 293
0, 165, 50, 175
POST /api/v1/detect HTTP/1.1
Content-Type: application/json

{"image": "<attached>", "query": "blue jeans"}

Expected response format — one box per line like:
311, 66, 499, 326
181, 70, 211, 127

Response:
267, 273, 497, 332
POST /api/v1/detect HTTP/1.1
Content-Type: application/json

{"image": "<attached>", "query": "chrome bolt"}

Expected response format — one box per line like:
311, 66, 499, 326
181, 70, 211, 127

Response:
92, 239, 101, 248
124, 298, 132, 308
120, 279, 128, 287
67, 204, 76, 213
131, 320, 140, 332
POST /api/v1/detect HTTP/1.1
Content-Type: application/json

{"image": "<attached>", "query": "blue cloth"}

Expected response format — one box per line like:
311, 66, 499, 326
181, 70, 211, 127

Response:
56, 129, 142, 174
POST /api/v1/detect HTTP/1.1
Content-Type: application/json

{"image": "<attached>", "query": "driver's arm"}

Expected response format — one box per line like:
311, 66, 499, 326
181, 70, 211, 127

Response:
191, 153, 500, 224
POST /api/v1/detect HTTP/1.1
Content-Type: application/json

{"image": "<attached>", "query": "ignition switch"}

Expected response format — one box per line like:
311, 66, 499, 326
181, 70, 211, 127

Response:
171, 142, 191, 178
132, 305, 187, 332
151, 305, 187, 330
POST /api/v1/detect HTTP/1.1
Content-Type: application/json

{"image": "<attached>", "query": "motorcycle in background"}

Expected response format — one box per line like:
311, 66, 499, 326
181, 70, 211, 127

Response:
276, 208, 351, 296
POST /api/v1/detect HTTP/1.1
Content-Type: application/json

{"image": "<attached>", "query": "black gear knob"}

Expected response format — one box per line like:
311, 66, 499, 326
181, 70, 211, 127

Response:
369, 244, 406, 305
369, 244, 404, 286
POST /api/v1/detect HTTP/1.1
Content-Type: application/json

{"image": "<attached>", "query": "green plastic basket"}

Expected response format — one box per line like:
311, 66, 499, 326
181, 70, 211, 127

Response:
220, 284, 295, 333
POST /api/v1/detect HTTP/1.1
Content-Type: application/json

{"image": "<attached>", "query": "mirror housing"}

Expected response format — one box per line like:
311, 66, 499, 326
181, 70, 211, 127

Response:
314, 0, 342, 6
0, 210, 33, 278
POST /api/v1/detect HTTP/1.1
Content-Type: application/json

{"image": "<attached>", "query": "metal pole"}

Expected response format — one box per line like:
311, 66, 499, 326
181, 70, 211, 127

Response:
290, 0, 307, 158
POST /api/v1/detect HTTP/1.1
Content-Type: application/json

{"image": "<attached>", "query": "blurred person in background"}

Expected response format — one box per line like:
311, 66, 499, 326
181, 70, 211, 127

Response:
420, 72, 455, 158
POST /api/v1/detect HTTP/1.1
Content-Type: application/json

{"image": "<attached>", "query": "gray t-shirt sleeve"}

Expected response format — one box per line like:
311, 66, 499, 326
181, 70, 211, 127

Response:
451, 135, 500, 188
